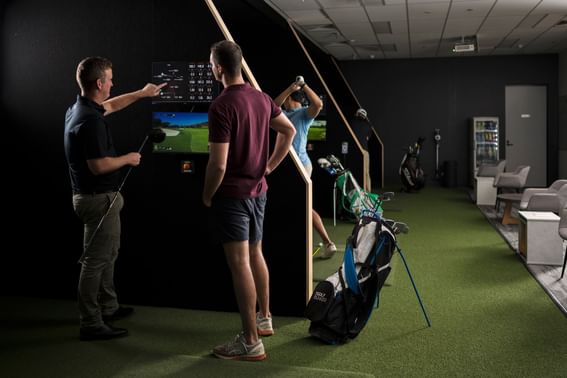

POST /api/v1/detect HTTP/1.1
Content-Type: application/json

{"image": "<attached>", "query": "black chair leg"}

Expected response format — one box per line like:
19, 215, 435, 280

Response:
561, 245, 566, 279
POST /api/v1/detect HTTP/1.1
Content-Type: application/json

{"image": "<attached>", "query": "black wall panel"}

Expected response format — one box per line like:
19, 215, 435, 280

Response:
340, 55, 559, 187
1, 0, 308, 316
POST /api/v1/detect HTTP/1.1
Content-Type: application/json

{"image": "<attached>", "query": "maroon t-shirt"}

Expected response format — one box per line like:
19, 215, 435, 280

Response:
208, 83, 282, 199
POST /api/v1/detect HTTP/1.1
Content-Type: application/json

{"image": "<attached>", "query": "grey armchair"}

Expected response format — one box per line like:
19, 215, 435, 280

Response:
494, 165, 530, 210
519, 180, 567, 213
494, 165, 531, 192
559, 207, 567, 279
477, 160, 506, 177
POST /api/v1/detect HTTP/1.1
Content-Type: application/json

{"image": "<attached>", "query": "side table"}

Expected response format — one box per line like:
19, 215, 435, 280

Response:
518, 211, 563, 265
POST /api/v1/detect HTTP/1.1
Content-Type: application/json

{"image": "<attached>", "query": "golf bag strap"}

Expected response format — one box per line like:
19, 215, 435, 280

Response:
337, 266, 352, 335
344, 241, 360, 295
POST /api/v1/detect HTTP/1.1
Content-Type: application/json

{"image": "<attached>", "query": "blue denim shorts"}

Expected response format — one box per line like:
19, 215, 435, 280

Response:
210, 193, 267, 243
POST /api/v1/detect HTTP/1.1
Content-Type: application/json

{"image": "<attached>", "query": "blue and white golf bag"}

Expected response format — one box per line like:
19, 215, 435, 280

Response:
305, 216, 397, 344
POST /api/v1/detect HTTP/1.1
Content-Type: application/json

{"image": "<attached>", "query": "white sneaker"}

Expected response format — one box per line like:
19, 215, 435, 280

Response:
213, 332, 266, 361
319, 242, 337, 259
256, 312, 274, 336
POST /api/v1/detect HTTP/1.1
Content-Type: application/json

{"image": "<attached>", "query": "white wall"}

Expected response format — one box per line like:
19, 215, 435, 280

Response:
559, 50, 567, 179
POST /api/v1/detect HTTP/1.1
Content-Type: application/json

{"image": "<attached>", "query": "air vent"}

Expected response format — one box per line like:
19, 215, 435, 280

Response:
372, 21, 392, 34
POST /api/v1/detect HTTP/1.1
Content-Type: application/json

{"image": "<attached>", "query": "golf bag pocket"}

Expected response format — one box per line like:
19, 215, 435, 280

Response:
305, 280, 335, 322
307, 287, 362, 344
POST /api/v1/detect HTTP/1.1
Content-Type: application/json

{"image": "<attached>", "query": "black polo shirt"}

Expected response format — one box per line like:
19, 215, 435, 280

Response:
64, 95, 121, 194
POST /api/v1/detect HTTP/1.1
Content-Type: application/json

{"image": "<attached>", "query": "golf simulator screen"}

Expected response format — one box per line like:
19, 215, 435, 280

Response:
152, 111, 209, 154
308, 94, 327, 142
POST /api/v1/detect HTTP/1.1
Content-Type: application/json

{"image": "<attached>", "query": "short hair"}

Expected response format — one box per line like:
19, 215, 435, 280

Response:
210, 40, 242, 77
76, 56, 112, 93
289, 90, 304, 103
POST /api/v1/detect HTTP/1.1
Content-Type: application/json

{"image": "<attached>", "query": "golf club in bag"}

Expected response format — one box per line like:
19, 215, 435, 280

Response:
399, 137, 425, 192
79, 127, 165, 261
318, 154, 394, 224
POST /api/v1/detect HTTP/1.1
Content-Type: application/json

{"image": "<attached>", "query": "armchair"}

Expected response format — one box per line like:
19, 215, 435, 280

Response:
494, 165, 531, 192
494, 165, 530, 210
477, 160, 506, 177
519, 180, 567, 213
559, 207, 567, 279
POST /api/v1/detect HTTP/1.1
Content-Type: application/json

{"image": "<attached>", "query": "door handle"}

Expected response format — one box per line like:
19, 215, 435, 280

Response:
506, 140, 514, 147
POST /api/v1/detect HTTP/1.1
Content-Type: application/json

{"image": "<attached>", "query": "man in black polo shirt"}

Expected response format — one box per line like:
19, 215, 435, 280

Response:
64, 56, 165, 341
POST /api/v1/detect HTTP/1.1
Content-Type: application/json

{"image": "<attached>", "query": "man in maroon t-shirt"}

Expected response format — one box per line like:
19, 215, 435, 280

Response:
203, 40, 295, 361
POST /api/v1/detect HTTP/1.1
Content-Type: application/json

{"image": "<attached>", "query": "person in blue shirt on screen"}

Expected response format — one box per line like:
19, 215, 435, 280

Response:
274, 78, 337, 259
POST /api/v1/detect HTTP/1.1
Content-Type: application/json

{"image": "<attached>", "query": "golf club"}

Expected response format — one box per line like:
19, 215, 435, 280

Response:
80, 127, 166, 260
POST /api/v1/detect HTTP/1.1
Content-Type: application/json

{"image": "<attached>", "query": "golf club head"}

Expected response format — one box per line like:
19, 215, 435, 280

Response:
317, 157, 331, 168
379, 192, 395, 201
149, 127, 166, 143
383, 219, 409, 235
393, 221, 409, 234
326, 154, 344, 170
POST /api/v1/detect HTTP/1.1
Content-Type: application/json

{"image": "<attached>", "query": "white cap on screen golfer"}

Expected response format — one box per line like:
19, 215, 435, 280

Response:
295, 76, 304, 85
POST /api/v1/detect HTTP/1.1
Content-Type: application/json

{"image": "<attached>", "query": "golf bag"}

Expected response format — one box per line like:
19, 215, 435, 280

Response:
305, 216, 396, 344
399, 137, 425, 192
318, 155, 385, 219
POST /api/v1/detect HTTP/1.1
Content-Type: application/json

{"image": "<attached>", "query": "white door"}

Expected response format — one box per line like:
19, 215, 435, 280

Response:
505, 85, 547, 187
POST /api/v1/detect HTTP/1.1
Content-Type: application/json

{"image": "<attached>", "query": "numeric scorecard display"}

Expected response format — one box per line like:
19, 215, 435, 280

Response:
152, 61, 219, 103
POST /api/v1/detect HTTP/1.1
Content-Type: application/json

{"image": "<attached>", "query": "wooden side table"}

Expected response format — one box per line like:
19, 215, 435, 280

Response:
497, 193, 522, 225
518, 211, 563, 265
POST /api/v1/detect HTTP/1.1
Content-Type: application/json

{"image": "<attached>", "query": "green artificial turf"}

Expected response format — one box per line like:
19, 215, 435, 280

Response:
1, 186, 566, 377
